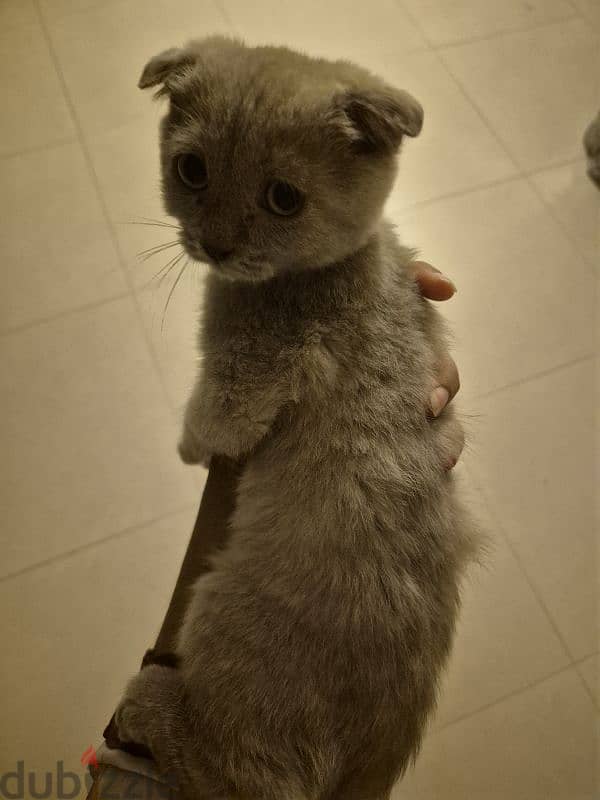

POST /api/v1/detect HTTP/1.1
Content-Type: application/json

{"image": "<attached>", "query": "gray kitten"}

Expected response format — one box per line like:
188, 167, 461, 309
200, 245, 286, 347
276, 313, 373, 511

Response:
114, 37, 479, 800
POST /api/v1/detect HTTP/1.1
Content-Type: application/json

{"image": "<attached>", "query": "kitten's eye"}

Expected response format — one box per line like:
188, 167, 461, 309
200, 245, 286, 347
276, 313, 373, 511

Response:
176, 153, 208, 190
265, 181, 304, 216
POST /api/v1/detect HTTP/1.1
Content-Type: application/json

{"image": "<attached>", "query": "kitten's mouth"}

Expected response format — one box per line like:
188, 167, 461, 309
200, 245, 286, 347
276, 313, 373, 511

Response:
182, 235, 231, 271
219, 260, 274, 283
182, 234, 273, 283
181, 235, 216, 266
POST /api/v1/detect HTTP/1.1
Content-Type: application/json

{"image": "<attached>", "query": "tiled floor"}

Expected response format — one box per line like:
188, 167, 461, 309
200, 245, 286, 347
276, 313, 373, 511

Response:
0, 1, 597, 797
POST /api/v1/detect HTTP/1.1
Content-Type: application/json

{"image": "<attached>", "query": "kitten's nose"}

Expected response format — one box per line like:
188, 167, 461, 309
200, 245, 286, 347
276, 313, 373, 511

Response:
202, 241, 234, 262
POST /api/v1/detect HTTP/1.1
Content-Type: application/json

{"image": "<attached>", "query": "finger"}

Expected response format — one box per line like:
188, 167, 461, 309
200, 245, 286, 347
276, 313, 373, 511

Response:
444, 427, 465, 471
437, 354, 460, 401
409, 260, 456, 301
429, 354, 460, 417
429, 386, 450, 418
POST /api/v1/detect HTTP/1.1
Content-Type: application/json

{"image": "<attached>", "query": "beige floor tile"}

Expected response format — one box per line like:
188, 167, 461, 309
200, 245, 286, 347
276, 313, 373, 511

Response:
88, 111, 174, 284
596, 355, 599, 563
399, 0, 576, 46
0, 506, 196, 779
441, 19, 599, 172
574, 0, 600, 31
89, 113, 204, 408
1, 143, 126, 332
0, 0, 38, 30
394, 668, 597, 800
368, 50, 517, 210
222, 0, 426, 61
578, 654, 600, 707
38, 0, 115, 20
0, 13, 75, 157
530, 160, 600, 271
0, 296, 200, 578
137, 272, 204, 411
466, 360, 597, 660
433, 473, 569, 728
596, 295, 600, 355
396, 179, 595, 398
45, 0, 230, 137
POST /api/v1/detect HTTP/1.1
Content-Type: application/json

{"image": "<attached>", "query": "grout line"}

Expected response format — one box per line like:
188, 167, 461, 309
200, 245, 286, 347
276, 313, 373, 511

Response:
572, 651, 600, 664
84, 108, 156, 142
575, 655, 600, 710
471, 353, 596, 402
434, 661, 588, 735
0, 136, 79, 162
435, 17, 600, 183
391, 172, 521, 216
388, 23, 596, 283
0, 290, 130, 339
0, 502, 198, 585
33, 0, 182, 419
383, 23, 527, 208
395, 0, 581, 50
393, 124, 592, 217
525, 165, 599, 278
435, 55, 523, 179
464, 464, 590, 668
428, 12, 581, 51
523, 154, 586, 178
391, 0, 435, 48
37, 0, 125, 23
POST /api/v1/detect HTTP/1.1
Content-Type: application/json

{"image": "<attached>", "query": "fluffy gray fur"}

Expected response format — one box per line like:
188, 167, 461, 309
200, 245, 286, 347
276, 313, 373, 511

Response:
114, 37, 479, 800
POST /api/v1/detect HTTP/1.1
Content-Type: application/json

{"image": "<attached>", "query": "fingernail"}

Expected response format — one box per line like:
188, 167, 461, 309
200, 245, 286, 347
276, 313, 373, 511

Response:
440, 275, 457, 293
429, 386, 449, 417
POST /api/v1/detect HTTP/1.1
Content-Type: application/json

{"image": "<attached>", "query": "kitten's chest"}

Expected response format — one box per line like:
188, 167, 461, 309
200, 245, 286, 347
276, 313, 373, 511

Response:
201, 278, 314, 384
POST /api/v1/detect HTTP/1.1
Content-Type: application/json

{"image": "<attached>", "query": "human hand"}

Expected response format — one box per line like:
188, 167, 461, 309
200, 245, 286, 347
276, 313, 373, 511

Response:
409, 261, 463, 468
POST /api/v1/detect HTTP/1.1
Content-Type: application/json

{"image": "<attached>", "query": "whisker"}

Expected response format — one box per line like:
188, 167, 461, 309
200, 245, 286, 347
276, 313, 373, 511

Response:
158, 250, 186, 289
137, 239, 180, 262
161, 258, 189, 333
123, 217, 181, 230
141, 216, 179, 227
140, 217, 181, 230
138, 249, 184, 290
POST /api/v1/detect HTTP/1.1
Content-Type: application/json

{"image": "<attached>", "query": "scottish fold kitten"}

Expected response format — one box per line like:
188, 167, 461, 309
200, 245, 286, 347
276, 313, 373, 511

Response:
114, 37, 479, 800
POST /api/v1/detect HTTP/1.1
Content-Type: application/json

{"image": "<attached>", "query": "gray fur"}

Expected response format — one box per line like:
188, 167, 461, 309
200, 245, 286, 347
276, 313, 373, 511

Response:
583, 110, 600, 188
114, 38, 479, 800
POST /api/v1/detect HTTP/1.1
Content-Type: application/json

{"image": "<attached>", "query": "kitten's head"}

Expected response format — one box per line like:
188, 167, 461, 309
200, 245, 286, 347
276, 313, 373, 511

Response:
139, 37, 422, 282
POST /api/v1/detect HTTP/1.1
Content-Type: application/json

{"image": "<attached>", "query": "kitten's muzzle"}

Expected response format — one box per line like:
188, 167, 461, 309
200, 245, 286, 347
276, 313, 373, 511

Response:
202, 241, 234, 262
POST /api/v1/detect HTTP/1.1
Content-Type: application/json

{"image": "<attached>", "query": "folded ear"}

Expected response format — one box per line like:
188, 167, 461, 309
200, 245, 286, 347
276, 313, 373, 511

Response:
138, 47, 196, 92
331, 87, 423, 153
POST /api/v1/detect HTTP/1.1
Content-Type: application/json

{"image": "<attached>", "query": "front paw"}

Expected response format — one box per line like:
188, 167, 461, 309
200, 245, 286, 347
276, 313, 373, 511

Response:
178, 427, 212, 467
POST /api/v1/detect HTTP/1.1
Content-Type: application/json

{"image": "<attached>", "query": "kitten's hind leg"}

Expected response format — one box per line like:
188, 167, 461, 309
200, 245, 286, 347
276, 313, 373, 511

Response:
113, 665, 191, 786
115, 665, 313, 800
114, 665, 237, 798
